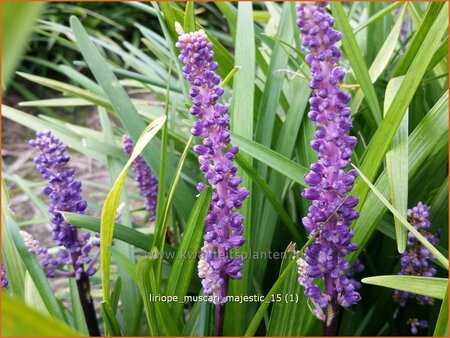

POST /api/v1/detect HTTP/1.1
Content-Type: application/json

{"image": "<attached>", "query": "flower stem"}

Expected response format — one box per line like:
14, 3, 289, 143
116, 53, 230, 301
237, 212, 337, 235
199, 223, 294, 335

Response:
76, 272, 101, 336
214, 303, 225, 336
214, 278, 229, 336
323, 301, 340, 336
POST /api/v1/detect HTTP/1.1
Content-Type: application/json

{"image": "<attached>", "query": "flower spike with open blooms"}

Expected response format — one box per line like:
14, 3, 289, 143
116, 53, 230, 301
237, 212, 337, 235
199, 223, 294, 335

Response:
175, 22, 248, 335
296, 2, 362, 331
30, 131, 100, 336
123, 134, 158, 221
29, 131, 98, 280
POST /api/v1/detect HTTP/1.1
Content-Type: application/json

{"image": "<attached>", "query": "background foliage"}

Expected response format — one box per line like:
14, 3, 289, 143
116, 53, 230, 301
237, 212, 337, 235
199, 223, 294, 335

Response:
1, 1, 448, 336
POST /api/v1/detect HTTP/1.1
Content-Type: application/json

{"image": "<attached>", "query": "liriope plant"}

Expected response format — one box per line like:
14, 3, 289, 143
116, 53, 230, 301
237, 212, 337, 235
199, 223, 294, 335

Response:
1, 1, 448, 337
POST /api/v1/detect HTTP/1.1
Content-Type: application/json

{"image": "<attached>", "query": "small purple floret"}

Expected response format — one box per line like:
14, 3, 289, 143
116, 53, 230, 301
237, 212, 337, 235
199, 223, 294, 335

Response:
1, 264, 8, 288
175, 24, 248, 304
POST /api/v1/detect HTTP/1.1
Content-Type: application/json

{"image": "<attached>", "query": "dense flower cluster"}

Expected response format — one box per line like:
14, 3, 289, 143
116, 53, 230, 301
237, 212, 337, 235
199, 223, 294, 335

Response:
394, 202, 439, 306
1, 265, 8, 288
29, 131, 98, 280
175, 23, 248, 304
122, 135, 158, 221
296, 2, 362, 320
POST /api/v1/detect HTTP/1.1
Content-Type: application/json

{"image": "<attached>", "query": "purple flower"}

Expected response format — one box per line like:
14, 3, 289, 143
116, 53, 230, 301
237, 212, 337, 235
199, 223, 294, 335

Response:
1, 264, 8, 288
394, 202, 439, 306
122, 134, 158, 221
407, 318, 428, 335
29, 131, 97, 280
296, 2, 362, 320
175, 24, 248, 304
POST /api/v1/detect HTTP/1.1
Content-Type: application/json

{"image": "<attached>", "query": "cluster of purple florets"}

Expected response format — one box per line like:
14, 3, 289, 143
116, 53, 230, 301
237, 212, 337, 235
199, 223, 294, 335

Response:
29, 131, 98, 280
175, 23, 248, 304
407, 318, 428, 335
296, 2, 362, 320
122, 135, 158, 221
394, 202, 439, 307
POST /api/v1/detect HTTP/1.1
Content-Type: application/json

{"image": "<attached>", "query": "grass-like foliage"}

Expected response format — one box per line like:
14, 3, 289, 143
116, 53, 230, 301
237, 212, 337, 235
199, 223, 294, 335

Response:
1, 1, 448, 337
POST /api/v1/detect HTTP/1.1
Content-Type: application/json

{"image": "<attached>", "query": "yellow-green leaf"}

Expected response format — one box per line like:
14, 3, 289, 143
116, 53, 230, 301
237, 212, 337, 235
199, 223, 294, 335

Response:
100, 115, 166, 301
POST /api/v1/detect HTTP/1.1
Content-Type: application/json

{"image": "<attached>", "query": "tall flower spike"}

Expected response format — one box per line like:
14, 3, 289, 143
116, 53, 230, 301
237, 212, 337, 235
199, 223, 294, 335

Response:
122, 135, 158, 221
394, 202, 439, 307
175, 23, 248, 310
296, 2, 362, 325
29, 131, 97, 280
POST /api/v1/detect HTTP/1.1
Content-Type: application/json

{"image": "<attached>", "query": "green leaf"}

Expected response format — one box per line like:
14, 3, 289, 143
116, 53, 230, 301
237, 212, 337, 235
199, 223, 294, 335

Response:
110, 277, 122, 315
70, 15, 195, 223
98, 115, 166, 301
69, 277, 89, 335
353, 2, 403, 33
225, 2, 255, 334
2, 293, 83, 336
331, 2, 382, 128
100, 301, 123, 336
98, 106, 140, 336
183, 2, 195, 32
350, 91, 448, 262
351, 4, 448, 208
136, 258, 180, 336
246, 233, 320, 336
434, 286, 449, 336
253, 75, 311, 289
16, 72, 111, 109
245, 257, 298, 336
255, 2, 293, 150
1, 179, 26, 298
231, 133, 308, 186
64, 212, 177, 258
182, 296, 213, 336
267, 244, 319, 336
395, 2, 446, 76
2, 2, 45, 88
2, 105, 108, 162
361, 275, 448, 299
3, 184, 65, 320
166, 187, 212, 319
109, 247, 138, 284
351, 6, 407, 113
384, 77, 409, 253
353, 164, 449, 269
151, 78, 170, 286
24, 272, 49, 316
369, 7, 406, 82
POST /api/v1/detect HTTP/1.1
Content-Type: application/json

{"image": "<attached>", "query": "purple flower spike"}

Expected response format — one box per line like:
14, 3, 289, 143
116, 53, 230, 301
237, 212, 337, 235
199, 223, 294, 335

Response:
296, 2, 362, 321
175, 23, 248, 305
394, 202, 439, 306
1, 264, 8, 288
30, 131, 97, 280
122, 135, 158, 221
